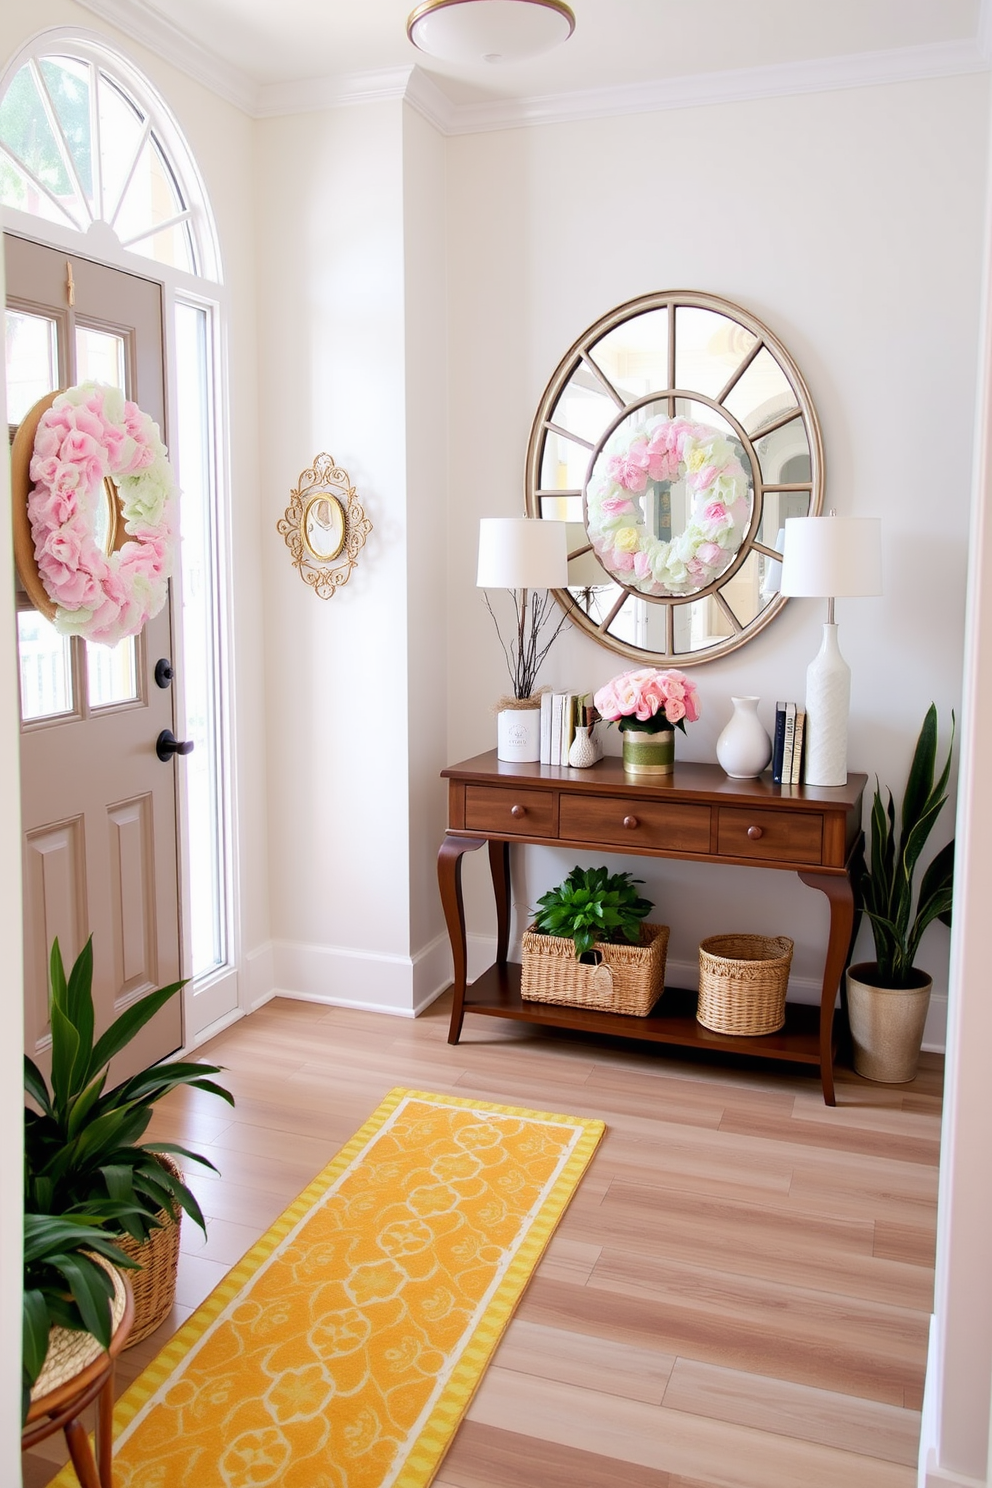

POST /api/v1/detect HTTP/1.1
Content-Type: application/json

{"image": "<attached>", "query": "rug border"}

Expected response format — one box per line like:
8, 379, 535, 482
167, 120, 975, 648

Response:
61, 1087, 603, 1488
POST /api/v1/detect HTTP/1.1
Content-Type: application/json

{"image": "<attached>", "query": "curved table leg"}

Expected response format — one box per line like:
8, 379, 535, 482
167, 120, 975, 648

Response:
63, 1417, 101, 1488
488, 838, 511, 967
438, 834, 487, 1044
798, 869, 855, 1106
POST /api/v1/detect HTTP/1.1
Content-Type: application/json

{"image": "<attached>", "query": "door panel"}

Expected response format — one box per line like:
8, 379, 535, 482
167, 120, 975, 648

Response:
6, 233, 183, 1080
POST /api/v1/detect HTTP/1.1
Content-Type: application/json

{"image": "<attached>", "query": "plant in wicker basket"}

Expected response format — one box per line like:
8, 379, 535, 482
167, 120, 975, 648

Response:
22, 1210, 140, 1423
24, 939, 235, 1364
533, 866, 652, 958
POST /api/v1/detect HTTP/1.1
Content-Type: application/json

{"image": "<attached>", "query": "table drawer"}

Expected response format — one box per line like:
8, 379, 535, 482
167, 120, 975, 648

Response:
464, 785, 556, 837
560, 794, 711, 853
717, 806, 823, 864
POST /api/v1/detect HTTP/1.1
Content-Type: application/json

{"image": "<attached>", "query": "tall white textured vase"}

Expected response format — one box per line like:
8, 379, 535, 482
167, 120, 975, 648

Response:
804, 623, 850, 787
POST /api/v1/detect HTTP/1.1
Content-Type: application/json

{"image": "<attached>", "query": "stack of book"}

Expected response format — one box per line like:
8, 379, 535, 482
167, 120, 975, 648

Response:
772, 701, 806, 785
540, 692, 594, 766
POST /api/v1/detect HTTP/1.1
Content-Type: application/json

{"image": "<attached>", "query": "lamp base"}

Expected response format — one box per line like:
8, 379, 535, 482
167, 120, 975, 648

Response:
804, 623, 850, 788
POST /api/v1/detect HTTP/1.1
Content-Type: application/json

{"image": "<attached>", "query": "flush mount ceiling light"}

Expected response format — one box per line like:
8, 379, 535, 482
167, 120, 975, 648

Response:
407, 0, 576, 65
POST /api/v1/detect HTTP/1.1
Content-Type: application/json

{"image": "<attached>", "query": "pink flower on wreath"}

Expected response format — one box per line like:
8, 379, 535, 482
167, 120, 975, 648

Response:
608, 439, 651, 492
25, 380, 176, 646
600, 494, 637, 516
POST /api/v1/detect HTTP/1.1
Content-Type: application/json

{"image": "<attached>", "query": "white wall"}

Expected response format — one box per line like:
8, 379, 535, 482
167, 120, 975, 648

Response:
403, 104, 451, 1000
445, 77, 989, 1041
255, 98, 451, 1014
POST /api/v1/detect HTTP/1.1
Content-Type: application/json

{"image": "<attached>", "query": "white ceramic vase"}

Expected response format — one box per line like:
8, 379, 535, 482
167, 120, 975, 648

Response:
715, 696, 773, 779
568, 724, 602, 768
497, 706, 541, 762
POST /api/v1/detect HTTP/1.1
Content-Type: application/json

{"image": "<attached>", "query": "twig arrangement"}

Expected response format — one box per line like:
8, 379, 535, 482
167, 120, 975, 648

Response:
483, 588, 570, 700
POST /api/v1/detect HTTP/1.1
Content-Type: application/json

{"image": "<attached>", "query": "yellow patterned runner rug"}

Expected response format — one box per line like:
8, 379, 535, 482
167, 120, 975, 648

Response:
50, 1087, 604, 1488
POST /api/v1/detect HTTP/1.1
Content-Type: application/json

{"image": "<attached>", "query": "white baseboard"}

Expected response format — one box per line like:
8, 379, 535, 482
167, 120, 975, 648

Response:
245, 941, 276, 1012
180, 1004, 244, 1054
268, 933, 453, 1018
922, 1453, 990, 1488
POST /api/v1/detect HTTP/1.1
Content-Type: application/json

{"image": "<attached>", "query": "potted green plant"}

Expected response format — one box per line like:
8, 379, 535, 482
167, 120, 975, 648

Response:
22, 1210, 140, 1422
521, 866, 669, 1017
25, 937, 235, 1349
849, 704, 955, 1082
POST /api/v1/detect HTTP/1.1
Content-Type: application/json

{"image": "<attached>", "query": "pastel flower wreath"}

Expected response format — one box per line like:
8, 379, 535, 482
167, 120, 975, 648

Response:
27, 381, 177, 646
586, 414, 751, 598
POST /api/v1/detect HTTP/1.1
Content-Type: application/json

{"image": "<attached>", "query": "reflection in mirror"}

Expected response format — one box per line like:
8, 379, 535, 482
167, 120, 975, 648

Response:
675, 307, 758, 398
302, 494, 346, 562
590, 310, 669, 402
92, 477, 119, 557
526, 290, 824, 665
724, 348, 797, 434
585, 397, 753, 597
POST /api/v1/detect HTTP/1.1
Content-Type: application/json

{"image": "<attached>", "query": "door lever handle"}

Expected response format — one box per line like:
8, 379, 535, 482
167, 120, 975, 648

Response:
156, 729, 194, 762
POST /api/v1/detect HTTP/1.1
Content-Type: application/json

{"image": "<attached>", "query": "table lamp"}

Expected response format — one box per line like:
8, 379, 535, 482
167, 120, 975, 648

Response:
779, 513, 882, 787
477, 516, 568, 701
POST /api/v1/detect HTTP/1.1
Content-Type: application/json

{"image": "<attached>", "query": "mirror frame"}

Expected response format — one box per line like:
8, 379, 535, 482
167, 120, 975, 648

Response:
524, 290, 825, 666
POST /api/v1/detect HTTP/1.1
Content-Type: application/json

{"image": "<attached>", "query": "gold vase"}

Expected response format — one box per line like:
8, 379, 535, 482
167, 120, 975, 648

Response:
622, 726, 674, 779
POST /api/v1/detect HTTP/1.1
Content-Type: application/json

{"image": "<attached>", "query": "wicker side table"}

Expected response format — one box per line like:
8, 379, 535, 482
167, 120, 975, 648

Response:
22, 1271, 134, 1488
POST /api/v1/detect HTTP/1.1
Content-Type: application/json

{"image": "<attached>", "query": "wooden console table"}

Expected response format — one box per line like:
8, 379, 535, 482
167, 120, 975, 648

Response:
438, 750, 866, 1105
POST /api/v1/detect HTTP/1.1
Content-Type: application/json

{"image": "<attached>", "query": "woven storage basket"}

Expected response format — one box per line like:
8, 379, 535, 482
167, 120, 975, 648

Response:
521, 922, 669, 1016
697, 933, 794, 1036
114, 1155, 182, 1346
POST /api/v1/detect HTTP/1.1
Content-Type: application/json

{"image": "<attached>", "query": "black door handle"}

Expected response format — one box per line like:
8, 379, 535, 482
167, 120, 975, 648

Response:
156, 729, 194, 762
154, 658, 175, 688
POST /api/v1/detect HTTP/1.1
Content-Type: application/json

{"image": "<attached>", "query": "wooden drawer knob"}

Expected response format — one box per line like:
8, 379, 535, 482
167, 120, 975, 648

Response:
510, 804, 526, 818
623, 815, 639, 830
747, 824, 764, 841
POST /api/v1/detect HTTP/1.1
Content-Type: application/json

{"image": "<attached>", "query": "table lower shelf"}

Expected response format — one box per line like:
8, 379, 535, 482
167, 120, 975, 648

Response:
460, 962, 835, 1067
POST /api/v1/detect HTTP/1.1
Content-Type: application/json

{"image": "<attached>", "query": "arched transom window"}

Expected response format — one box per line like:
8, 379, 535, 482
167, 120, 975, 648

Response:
0, 36, 218, 281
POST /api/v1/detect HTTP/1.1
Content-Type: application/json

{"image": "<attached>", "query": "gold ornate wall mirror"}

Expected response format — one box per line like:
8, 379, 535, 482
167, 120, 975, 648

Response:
278, 453, 372, 600
525, 290, 824, 665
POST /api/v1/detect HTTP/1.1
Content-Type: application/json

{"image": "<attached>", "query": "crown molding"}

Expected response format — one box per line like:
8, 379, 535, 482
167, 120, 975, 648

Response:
256, 66, 413, 118
74, 0, 258, 112
72, 0, 991, 132
440, 36, 991, 136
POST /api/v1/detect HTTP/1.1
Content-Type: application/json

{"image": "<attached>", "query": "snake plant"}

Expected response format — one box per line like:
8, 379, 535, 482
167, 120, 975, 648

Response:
856, 704, 955, 988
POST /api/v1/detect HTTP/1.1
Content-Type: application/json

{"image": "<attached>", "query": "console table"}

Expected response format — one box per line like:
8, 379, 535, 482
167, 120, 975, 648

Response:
438, 750, 866, 1105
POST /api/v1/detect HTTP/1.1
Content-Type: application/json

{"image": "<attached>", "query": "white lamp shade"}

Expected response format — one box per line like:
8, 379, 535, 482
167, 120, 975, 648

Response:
477, 517, 568, 589
780, 516, 882, 598
407, 0, 575, 65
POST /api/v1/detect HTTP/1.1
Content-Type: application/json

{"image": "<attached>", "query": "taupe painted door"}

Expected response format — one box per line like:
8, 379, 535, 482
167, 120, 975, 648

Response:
6, 233, 184, 1080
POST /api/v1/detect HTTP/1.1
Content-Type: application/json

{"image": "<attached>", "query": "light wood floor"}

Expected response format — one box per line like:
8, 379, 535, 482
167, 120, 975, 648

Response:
23, 993, 943, 1488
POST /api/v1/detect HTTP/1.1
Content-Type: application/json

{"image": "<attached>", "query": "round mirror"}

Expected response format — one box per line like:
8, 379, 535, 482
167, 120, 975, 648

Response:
302, 493, 346, 563
525, 290, 824, 665
94, 476, 120, 556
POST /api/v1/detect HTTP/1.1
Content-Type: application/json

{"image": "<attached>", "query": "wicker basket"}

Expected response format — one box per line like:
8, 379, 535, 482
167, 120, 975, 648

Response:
114, 1156, 182, 1346
696, 934, 794, 1036
520, 922, 669, 1016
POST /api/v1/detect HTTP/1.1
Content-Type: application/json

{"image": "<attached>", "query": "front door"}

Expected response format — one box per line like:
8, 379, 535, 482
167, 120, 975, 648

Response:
6, 233, 184, 1080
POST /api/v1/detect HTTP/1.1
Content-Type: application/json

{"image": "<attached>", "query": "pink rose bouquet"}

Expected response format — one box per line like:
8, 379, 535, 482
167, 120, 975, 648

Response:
594, 667, 701, 734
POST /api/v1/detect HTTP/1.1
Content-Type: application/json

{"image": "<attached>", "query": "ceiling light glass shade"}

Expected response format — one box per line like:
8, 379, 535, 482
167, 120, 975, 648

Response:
407, 0, 576, 65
